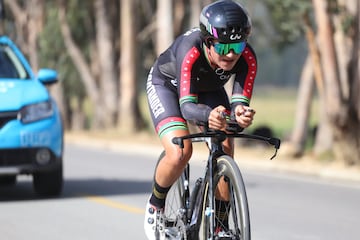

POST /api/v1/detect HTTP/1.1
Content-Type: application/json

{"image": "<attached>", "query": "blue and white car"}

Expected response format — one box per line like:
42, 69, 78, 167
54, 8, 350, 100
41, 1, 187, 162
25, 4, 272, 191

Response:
0, 35, 63, 196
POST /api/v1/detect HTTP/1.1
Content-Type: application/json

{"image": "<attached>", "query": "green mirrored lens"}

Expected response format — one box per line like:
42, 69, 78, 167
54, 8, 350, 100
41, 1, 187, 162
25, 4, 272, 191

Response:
213, 42, 246, 55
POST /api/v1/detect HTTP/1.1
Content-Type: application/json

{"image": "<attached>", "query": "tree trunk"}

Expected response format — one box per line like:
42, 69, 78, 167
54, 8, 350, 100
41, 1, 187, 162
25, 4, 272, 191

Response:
58, 0, 103, 129
313, 0, 344, 122
4, 0, 28, 54
118, 0, 145, 133
5, 0, 68, 130
70, 98, 86, 131
288, 55, 314, 157
173, 0, 185, 36
303, 10, 333, 155
4, 0, 43, 70
312, 0, 360, 164
313, 94, 333, 155
332, 0, 360, 165
26, 0, 43, 71
156, 0, 173, 55
190, 0, 201, 28
94, 0, 118, 128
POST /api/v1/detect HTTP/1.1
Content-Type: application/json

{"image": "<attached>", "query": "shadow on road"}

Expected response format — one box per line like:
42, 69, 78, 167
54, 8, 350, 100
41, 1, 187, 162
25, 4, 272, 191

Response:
0, 177, 152, 202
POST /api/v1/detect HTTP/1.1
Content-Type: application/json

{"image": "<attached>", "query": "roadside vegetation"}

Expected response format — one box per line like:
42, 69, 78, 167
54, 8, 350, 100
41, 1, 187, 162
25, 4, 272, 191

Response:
1, 0, 359, 166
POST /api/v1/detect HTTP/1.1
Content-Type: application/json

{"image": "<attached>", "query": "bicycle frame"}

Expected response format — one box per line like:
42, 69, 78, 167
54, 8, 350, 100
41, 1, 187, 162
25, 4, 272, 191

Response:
172, 130, 281, 239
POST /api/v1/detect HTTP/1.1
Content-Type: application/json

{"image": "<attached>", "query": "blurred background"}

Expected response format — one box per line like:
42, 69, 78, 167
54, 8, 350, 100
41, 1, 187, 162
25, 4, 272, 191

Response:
1, 0, 359, 166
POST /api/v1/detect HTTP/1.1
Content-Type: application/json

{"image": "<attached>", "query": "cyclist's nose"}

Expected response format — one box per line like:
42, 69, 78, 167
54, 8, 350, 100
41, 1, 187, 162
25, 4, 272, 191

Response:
226, 49, 238, 56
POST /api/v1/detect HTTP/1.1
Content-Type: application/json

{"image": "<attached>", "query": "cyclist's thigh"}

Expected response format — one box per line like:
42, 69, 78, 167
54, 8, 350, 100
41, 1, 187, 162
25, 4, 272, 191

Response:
146, 83, 186, 136
146, 79, 192, 154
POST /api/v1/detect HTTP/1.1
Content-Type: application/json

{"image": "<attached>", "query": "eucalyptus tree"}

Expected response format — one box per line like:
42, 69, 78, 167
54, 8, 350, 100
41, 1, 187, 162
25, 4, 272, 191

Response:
265, 0, 360, 165
119, 0, 145, 132
312, 0, 360, 165
58, 0, 119, 129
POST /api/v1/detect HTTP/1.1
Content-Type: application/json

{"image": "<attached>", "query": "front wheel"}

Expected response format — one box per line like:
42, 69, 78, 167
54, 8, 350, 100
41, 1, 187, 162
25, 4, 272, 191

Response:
200, 155, 251, 240
0, 175, 17, 186
33, 162, 63, 197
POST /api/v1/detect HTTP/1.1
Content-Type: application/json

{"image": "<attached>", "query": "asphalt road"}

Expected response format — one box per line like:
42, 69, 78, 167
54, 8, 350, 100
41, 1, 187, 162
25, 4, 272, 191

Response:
0, 142, 359, 240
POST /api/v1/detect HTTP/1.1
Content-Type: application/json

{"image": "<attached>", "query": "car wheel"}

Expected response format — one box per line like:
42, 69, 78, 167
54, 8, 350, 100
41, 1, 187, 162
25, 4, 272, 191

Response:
33, 161, 63, 197
0, 175, 17, 186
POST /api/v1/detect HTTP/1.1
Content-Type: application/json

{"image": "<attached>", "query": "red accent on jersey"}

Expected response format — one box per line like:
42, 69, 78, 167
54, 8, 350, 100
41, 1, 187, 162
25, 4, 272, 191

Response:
180, 47, 201, 98
241, 47, 257, 99
155, 117, 186, 133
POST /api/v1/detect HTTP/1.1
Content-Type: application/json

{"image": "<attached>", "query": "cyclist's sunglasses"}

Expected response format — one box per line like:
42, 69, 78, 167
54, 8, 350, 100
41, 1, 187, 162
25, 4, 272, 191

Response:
212, 41, 246, 55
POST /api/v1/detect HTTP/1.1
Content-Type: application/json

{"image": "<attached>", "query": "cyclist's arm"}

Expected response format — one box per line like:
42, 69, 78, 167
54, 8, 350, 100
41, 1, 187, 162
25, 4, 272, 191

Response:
231, 46, 256, 104
176, 45, 212, 123
230, 44, 257, 127
180, 101, 212, 123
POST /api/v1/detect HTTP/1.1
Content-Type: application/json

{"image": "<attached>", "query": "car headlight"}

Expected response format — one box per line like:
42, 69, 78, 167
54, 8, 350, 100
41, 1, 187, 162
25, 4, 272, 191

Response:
18, 101, 54, 124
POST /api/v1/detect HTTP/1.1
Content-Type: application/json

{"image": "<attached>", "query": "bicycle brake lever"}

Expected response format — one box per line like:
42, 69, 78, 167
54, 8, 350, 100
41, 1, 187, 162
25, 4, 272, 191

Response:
268, 138, 281, 160
270, 148, 278, 160
269, 138, 281, 149
172, 137, 184, 148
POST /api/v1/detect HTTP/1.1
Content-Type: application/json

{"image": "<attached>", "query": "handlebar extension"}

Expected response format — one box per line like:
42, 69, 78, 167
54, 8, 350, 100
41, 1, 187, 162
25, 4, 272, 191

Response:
172, 131, 281, 160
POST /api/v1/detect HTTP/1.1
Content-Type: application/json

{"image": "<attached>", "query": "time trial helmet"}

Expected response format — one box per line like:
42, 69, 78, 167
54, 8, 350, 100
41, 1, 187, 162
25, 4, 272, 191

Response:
200, 0, 251, 45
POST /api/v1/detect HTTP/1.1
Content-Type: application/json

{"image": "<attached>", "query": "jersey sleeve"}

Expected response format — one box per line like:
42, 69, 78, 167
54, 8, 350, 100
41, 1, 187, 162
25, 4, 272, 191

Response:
231, 44, 257, 109
175, 31, 213, 122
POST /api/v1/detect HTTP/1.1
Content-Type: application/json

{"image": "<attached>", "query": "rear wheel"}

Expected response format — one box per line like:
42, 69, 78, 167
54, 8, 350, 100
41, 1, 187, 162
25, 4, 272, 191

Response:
33, 161, 63, 197
164, 173, 187, 239
155, 151, 188, 239
200, 155, 251, 240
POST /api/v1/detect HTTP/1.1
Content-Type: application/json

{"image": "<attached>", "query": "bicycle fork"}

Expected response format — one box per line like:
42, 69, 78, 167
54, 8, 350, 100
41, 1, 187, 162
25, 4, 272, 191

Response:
188, 140, 224, 239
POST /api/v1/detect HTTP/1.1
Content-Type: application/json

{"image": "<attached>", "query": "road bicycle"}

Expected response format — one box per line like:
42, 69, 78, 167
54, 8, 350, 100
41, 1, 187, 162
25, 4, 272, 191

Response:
155, 122, 281, 240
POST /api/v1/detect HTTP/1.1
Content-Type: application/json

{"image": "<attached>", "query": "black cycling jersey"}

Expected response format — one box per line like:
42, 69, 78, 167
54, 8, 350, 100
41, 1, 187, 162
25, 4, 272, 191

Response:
146, 28, 257, 138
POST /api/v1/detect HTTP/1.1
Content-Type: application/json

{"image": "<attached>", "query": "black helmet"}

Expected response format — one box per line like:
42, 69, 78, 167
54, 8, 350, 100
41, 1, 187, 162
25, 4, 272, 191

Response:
200, 0, 251, 44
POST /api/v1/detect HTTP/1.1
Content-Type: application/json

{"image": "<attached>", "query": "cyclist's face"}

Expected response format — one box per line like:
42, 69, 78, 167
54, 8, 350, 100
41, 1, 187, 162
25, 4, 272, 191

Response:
209, 41, 242, 71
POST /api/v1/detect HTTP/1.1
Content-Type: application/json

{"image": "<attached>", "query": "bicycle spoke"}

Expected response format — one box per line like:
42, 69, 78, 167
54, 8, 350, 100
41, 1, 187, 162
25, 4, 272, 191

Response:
163, 173, 188, 240
199, 156, 250, 240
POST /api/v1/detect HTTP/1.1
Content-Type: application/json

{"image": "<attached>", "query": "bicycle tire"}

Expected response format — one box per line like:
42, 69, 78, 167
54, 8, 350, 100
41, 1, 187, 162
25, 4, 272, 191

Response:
155, 151, 188, 239
199, 155, 251, 240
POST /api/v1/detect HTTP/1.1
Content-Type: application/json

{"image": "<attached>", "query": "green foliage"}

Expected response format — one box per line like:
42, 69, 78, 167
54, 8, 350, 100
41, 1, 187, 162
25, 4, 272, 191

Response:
264, 0, 312, 50
327, 0, 357, 36
38, 1, 86, 99
65, 0, 95, 62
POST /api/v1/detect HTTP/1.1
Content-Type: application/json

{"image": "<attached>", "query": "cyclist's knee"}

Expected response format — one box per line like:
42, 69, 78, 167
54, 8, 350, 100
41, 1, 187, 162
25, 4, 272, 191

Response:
164, 142, 192, 167
160, 129, 193, 165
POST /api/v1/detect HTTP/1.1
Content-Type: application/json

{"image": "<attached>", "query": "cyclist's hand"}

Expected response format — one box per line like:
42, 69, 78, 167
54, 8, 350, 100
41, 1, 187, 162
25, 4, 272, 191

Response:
208, 106, 227, 130
234, 105, 256, 128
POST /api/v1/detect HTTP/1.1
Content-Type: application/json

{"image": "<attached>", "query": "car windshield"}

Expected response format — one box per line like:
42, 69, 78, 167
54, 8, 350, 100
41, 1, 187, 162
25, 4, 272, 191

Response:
0, 45, 28, 79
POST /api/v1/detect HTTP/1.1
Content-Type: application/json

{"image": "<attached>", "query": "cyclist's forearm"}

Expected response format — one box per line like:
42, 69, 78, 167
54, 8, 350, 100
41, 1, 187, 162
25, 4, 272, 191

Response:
180, 102, 212, 122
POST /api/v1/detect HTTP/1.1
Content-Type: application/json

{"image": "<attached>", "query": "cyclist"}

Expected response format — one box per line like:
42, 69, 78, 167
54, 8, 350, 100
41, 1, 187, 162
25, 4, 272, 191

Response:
144, 0, 257, 239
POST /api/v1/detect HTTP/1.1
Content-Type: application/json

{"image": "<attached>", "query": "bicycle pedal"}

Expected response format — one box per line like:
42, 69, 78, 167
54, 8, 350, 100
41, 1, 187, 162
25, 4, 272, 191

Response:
214, 236, 237, 240
215, 231, 238, 240
164, 227, 182, 240
165, 220, 175, 227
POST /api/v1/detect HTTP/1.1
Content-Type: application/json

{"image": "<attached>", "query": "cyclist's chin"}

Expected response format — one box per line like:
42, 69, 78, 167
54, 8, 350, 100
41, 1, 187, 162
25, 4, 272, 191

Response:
217, 59, 237, 71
